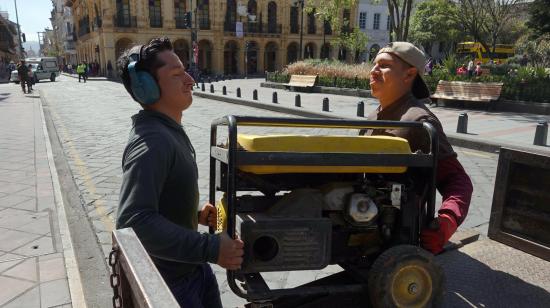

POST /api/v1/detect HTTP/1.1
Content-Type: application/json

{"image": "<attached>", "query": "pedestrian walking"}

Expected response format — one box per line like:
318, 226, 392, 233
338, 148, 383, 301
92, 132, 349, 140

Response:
474, 62, 482, 76
27, 64, 34, 92
425, 58, 433, 76
16, 60, 29, 93
77, 62, 86, 82
467, 58, 474, 77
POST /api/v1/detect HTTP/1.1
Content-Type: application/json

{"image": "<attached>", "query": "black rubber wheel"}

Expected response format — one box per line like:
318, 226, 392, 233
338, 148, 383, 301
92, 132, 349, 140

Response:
50, 74, 56, 82
368, 245, 445, 308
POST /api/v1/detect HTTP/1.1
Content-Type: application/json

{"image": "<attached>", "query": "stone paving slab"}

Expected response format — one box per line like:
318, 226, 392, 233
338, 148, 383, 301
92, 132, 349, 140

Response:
0, 86, 73, 307
203, 78, 550, 151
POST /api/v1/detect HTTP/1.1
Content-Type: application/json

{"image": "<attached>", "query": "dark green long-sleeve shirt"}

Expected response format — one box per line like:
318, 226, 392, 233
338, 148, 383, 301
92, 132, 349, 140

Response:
116, 110, 219, 281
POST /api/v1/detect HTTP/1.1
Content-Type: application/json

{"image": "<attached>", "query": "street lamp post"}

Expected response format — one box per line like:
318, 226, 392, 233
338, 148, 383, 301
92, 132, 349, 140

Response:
14, 0, 24, 59
298, 0, 304, 60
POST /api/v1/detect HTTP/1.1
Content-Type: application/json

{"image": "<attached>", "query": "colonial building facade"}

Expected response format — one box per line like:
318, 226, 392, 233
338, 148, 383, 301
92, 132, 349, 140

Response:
67, 0, 357, 75
51, 0, 77, 66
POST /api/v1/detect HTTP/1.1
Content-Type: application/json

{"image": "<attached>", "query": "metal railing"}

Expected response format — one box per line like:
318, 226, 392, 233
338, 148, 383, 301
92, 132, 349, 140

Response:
113, 15, 137, 28
224, 22, 282, 36
110, 228, 178, 307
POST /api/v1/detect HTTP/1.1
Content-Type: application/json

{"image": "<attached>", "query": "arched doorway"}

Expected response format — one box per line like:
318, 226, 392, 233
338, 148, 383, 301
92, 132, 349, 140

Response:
198, 40, 213, 74
369, 44, 380, 61
264, 41, 278, 72
287, 42, 298, 64
115, 38, 133, 60
224, 40, 239, 75
267, 2, 277, 33
245, 41, 258, 74
304, 42, 316, 59
321, 43, 331, 60
173, 39, 189, 67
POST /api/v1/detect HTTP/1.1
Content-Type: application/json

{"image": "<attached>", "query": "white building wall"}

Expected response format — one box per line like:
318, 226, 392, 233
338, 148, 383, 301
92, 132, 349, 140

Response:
357, 0, 390, 62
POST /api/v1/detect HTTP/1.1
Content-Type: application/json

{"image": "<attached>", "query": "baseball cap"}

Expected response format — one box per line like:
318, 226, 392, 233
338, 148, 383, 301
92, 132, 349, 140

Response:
377, 42, 430, 99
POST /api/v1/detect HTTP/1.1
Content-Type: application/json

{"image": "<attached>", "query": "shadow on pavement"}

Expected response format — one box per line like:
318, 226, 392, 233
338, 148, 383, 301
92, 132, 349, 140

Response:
437, 250, 550, 308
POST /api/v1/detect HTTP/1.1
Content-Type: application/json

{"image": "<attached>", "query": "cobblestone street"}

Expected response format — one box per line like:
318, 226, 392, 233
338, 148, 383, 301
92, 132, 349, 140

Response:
33, 75, 501, 306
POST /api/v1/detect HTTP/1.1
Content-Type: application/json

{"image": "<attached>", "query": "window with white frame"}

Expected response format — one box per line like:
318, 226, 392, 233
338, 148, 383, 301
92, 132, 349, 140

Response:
359, 12, 367, 29
373, 13, 380, 30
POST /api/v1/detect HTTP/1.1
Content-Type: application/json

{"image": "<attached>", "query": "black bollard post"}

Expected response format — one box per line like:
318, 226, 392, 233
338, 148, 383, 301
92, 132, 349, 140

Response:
236, 87, 241, 97
201, 83, 205, 92
295, 94, 301, 107
357, 101, 365, 117
222, 86, 227, 95
534, 122, 548, 146
253, 89, 258, 100
456, 113, 468, 134
323, 98, 330, 112
272, 92, 278, 103
210, 84, 214, 93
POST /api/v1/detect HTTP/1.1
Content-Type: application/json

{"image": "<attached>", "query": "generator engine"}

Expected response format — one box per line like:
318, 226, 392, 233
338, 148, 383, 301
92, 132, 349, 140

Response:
228, 178, 408, 273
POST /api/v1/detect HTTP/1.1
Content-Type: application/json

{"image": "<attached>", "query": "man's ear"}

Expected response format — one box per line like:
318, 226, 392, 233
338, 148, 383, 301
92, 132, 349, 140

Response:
404, 66, 418, 84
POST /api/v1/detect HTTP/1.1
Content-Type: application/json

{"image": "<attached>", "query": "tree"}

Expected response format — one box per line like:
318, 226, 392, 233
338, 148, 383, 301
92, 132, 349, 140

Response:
387, 0, 415, 41
454, 0, 523, 56
305, 0, 358, 32
337, 27, 370, 62
526, 0, 550, 38
409, 0, 461, 53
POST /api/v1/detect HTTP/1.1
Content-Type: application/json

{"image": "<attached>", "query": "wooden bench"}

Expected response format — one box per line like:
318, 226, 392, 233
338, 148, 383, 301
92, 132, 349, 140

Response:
431, 80, 503, 109
285, 74, 318, 92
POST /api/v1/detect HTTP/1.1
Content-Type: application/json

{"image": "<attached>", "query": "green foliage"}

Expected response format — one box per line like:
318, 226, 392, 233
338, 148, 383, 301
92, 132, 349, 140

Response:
526, 0, 550, 37
304, 0, 358, 32
336, 28, 369, 62
515, 34, 550, 68
442, 54, 463, 75
409, 0, 461, 52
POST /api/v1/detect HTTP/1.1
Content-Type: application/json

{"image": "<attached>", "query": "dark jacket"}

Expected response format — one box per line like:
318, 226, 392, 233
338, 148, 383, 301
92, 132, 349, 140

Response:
116, 110, 220, 282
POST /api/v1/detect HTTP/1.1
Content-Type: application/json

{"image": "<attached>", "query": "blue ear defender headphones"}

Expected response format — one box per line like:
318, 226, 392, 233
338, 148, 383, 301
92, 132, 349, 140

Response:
128, 45, 160, 105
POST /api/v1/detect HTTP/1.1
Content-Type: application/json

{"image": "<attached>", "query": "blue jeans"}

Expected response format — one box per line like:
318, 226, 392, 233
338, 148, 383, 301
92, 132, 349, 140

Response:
166, 264, 222, 308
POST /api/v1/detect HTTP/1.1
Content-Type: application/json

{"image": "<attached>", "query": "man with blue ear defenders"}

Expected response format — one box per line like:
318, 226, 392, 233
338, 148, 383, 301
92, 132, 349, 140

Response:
116, 37, 244, 307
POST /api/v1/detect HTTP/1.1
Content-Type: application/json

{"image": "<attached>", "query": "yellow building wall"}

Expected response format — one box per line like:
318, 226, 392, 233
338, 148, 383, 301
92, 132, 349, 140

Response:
72, 0, 358, 76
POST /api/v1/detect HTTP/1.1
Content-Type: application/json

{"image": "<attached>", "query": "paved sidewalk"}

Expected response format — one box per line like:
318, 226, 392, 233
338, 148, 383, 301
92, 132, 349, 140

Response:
0, 87, 78, 307
200, 78, 550, 151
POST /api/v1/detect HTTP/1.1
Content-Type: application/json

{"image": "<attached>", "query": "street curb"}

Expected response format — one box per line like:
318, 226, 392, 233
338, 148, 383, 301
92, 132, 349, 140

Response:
260, 81, 374, 98
40, 90, 113, 308
61, 73, 110, 81
194, 91, 548, 154
38, 92, 87, 308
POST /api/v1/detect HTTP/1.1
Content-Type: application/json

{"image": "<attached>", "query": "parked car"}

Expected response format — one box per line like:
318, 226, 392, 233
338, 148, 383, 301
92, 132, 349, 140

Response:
10, 57, 59, 84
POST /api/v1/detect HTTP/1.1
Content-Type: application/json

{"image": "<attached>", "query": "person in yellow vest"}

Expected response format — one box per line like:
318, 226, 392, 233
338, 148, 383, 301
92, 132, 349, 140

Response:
77, 63, 86, 83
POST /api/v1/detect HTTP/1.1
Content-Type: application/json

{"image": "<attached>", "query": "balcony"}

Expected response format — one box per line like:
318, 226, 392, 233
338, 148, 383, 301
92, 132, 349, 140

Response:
225, 22, 282, 37
113, 15, 137, 28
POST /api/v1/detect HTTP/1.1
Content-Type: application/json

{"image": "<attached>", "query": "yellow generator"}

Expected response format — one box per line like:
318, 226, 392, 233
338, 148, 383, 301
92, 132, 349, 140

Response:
210, 116, 445, 307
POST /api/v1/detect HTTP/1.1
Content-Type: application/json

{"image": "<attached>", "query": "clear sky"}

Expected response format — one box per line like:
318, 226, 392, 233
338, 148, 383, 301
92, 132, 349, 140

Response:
0, 0, 54, 42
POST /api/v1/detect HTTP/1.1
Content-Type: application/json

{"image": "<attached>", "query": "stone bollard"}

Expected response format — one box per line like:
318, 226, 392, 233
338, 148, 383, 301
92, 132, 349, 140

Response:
236, 87, 241, 97
295, 94, 301, 107
456, 113, 468, 134
253, 89, 258, 100
201, 83, 205, 92
272, 92, 278, 104
357, 101, 365, 117
323, 98, 330, 112
210, 84, 215, 93
222, 86, 227, 95
534, 122, 548, 146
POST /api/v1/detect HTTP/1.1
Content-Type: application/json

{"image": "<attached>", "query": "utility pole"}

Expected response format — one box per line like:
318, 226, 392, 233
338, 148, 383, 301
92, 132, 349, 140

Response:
14, 0, 24, 59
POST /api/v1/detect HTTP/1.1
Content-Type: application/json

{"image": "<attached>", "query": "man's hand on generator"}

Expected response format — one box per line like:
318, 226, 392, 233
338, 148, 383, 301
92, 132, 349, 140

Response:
420, 213, 458, 254
217, 233, 244, 270
199, 203, 217, 228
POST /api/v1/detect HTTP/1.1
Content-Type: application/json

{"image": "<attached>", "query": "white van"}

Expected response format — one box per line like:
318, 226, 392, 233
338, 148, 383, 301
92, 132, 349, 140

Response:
10, 57, 60, 83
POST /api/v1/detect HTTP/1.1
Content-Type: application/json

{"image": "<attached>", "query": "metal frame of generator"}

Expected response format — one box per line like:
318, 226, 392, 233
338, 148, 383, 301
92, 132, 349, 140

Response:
209, 116, 441, 306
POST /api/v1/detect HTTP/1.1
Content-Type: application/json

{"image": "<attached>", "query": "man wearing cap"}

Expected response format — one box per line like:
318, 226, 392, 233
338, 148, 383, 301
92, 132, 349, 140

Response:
364, 42, 473, 254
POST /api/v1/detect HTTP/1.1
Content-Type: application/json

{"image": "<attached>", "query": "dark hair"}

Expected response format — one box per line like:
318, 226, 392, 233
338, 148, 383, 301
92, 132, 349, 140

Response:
117, 37, 173, 103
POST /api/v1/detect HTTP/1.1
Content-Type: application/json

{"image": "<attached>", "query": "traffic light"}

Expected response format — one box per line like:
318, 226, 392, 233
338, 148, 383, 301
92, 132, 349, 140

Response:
184, 12, 192, 28
21, 33, 26, 42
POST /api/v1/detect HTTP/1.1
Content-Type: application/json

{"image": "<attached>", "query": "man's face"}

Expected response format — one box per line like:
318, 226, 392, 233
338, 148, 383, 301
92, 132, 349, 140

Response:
369, 52, 416, 102
155, 50, 195, 111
